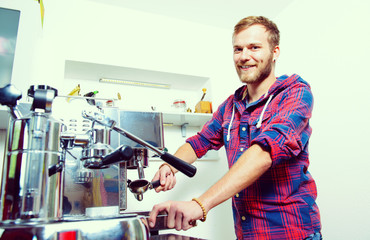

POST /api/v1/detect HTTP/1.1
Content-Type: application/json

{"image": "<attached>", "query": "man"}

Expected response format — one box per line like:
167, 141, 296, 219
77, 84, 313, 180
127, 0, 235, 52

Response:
149, 16, 321, 240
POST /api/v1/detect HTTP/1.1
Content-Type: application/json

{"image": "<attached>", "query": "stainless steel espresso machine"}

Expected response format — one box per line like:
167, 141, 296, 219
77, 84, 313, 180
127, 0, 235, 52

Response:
0, 84, 197, 240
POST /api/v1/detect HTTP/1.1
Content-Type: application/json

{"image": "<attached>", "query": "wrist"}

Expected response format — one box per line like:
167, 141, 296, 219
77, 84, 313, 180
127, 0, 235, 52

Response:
192, 198, 207, 222
159, 163, 176, 175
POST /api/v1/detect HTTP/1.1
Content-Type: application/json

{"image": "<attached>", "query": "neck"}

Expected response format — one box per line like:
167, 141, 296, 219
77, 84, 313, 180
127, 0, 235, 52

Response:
247, 72, 276, 103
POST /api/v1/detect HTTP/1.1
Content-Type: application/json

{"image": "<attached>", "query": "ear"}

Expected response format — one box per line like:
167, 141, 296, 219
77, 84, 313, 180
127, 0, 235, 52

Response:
272, 45, 280, 62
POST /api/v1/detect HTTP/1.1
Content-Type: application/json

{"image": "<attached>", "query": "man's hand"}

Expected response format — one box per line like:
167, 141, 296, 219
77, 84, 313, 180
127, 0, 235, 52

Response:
152, 143, 198, 192
152, 164, 177, 192
149, 200, 204, 231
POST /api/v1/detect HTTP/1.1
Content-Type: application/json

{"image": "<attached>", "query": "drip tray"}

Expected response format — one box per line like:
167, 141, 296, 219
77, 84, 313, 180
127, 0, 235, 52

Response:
0, 214, 149, 240
128, 212, 207, 240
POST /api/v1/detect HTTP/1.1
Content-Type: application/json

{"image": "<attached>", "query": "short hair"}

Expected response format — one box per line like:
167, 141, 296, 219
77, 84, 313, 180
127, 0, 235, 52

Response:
233, 16, 280, 51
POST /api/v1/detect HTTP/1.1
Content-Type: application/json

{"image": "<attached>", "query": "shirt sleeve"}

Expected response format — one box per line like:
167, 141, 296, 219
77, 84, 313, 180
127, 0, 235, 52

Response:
251, 83, 313, 167
186, 97, 231, 158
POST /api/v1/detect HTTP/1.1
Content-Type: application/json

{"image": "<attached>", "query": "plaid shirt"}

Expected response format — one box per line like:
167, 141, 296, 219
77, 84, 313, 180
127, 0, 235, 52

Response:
187, 74, 321, 239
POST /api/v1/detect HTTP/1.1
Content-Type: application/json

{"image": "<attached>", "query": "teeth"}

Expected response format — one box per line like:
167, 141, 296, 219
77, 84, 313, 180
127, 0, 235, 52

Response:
241, 66, 252, 69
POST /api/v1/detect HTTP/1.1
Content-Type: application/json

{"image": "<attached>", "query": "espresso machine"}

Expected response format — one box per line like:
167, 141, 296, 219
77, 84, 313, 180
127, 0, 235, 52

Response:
0, 84, 197, 240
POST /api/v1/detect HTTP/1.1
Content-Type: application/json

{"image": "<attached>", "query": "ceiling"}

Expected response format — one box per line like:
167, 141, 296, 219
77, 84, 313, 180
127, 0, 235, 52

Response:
88, 0, 295, 30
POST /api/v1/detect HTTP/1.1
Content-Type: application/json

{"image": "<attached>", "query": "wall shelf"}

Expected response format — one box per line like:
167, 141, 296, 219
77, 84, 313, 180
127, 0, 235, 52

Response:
162, 111, 212, 137
162, 111, 212, 127
0, 108, 213, 130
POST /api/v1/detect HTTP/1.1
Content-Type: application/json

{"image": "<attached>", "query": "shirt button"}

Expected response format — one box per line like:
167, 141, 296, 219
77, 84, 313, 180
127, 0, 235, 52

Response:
240, 148, 244, 152
241, 216, 246, 221
235, 193, 239, 198
242, 127, 246, 131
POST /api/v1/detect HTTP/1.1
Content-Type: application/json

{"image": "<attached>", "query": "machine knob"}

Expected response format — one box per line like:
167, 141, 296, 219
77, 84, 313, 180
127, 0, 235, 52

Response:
0, 84, 22, 108
100, 145, 134, 167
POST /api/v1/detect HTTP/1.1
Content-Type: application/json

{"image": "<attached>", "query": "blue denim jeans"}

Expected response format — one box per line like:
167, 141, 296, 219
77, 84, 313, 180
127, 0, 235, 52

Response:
304, 232, 322, 240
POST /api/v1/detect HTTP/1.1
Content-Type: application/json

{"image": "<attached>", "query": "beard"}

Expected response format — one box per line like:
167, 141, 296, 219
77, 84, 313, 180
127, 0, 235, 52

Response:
238, 54, 274, 85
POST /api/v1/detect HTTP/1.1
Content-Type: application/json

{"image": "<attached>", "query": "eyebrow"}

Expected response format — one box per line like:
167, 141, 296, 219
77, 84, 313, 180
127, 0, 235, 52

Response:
233, 42, 263, 48
247, 42, 263, 46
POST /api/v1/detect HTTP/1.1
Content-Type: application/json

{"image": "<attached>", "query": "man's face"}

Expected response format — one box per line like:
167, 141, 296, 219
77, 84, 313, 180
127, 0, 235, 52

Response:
233, 25, 275, 85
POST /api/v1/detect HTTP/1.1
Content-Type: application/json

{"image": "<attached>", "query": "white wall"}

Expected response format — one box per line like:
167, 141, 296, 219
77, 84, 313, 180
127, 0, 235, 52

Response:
275, 0, 370, 239
2, 0, 369, 239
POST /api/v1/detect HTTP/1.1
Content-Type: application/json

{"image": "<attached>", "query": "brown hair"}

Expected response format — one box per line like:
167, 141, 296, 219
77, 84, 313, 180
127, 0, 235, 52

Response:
233, 16, 280, 51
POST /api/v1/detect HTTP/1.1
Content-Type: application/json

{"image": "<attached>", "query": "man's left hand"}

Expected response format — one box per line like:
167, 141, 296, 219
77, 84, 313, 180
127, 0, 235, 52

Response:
149, 200, 204, 231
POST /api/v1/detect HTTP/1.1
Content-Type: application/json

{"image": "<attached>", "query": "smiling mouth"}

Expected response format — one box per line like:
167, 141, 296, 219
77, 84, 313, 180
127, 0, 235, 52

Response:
240, 65, 254, 70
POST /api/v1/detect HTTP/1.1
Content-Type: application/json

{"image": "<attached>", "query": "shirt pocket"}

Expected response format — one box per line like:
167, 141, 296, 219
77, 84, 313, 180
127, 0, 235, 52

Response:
222, 120, 239, 150
249, 110, 272, 139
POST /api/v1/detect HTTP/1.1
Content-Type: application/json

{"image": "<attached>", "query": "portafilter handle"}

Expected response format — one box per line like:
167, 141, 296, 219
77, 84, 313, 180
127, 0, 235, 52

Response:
82, 110, 197, 177
127, 179, 161, 201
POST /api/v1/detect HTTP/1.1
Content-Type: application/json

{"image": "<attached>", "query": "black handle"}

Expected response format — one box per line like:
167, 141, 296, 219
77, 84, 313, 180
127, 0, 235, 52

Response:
151, 180, 161, 189
101, 145, 133, 167
48, 163, 63, 177
0, 84, 22, 108
160, 152, 196, 177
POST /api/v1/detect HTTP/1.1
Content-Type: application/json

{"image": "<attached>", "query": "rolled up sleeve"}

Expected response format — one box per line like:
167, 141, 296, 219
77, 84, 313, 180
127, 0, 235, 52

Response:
186, 99, 230, 158
251, 84, 313, 166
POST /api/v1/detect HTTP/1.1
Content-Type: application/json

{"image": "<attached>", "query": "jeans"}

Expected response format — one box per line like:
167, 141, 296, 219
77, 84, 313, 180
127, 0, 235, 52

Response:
304, 232, 322, 240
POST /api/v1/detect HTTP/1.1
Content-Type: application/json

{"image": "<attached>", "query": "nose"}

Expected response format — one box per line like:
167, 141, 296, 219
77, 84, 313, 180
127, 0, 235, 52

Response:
240, 48, 251, 61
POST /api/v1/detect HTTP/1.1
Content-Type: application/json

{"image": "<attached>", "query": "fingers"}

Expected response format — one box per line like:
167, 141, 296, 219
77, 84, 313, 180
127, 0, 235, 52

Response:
160, 170, 169, 186
168, 206, 194, 231
167, 202, 187, 231
149, 202, 170, 228
161, 173, 176, 191
167, 203, 178, 229
153, 167, 176, 193
151, 201, 198, 231
175, 210, 183, 231
152, 170, 160, 183
183, 215, 196, 230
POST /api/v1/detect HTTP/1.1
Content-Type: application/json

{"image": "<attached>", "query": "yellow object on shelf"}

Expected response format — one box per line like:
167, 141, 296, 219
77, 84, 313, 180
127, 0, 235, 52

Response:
200, 88, 207, 101
195, 87, 212, 113
67, 84, 81, 102
195, 101, 212, 114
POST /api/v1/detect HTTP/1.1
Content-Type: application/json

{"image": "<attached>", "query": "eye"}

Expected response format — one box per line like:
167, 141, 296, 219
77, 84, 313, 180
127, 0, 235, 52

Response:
251, 46, 260, 50
233, 47, 242, 53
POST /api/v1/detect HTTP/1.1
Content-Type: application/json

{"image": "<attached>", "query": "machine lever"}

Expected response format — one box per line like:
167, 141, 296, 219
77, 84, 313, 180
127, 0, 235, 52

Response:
160, 152, 196, 177
101, 145, 134, 167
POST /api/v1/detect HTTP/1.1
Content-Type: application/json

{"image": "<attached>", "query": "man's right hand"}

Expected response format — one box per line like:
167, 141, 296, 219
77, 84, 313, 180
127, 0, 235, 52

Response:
152, 143, 198, 192
152, 164, 177, 192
